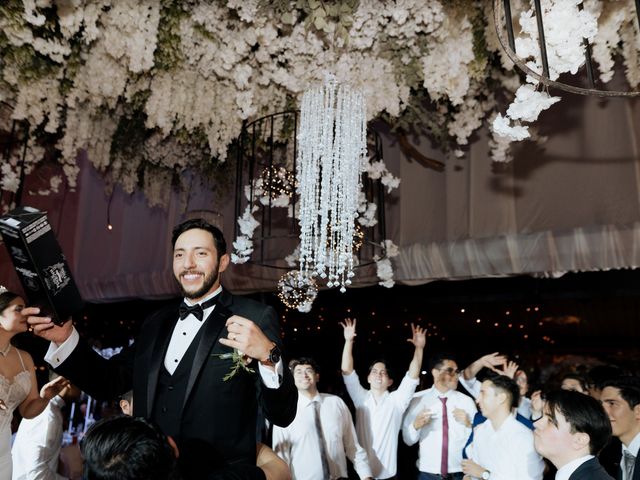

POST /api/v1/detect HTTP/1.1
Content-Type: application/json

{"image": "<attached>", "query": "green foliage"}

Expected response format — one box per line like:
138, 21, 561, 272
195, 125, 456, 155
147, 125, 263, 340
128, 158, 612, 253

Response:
154, 0, 187, 71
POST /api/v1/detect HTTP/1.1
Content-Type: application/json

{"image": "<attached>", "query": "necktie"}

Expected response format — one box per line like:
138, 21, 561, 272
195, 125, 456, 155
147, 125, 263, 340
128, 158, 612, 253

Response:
313, 400, 331, 479
623, 450, 636, 480
178, 296, 218, 321
440, 396, 449, 476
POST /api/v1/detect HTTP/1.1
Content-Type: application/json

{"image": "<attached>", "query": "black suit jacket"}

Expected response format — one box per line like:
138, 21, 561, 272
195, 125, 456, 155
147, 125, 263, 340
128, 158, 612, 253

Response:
617, 449, 640, 480
55, 290, 297, 477
569, 457, 615, 480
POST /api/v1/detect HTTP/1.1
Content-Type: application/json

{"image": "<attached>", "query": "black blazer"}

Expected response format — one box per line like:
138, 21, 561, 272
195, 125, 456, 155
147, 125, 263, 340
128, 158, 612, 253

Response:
617, 450, 640, 480
569, 457, 615, 480
55, 290, 297, 477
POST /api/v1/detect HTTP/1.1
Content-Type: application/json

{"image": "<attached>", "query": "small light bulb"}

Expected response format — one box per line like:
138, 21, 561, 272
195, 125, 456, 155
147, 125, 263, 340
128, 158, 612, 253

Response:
107, 224, 113, 231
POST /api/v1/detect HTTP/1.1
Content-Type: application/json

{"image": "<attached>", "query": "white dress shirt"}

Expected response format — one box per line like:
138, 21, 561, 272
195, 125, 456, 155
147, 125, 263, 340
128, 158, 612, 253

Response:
45, 287, 282, 387
622, 432, 640, 480
272, 393, 372, 480
11, 395, 67, 480
343, 371, 418, 479
459, 375, 532, 418
555, 455, 594, 480
402, 387, 476, 474
465, 413, 544, 480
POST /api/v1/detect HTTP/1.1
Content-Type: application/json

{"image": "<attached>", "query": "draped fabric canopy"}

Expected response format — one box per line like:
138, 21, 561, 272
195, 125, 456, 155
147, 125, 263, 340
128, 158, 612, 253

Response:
1, 85, 639, 302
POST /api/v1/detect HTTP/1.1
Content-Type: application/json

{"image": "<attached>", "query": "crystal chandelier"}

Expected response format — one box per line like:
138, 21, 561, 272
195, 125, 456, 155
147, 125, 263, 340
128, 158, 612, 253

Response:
296, 76, 367, 292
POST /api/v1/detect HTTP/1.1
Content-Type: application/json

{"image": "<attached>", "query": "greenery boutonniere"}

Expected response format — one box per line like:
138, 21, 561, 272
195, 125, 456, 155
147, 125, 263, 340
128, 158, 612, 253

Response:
213, 350, 255, 381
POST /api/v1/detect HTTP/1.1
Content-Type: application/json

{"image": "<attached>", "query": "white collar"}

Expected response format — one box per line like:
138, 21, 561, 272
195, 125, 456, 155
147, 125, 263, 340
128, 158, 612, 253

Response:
183, 286, 222, 306
623, 431, 640, 456
555, 455, 594, 480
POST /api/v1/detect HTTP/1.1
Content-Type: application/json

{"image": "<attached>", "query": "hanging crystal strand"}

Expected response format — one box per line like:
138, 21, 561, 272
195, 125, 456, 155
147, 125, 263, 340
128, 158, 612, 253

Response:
296, 75, 366, 291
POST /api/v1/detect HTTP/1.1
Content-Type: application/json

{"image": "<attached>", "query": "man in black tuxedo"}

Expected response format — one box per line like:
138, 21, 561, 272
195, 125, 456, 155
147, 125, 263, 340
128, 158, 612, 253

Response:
534, 389, 614, 480
26, 219, 297, 479
601, 377, 640, 480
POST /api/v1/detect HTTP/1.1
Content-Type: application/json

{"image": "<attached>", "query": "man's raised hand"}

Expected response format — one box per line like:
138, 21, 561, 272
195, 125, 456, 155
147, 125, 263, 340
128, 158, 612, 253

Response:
407, 323, 426, 349
340, 318, 357, 342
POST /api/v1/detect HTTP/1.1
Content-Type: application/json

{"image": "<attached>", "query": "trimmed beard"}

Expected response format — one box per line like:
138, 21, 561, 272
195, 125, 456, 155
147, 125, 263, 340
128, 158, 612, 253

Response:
177, 266, 219, 300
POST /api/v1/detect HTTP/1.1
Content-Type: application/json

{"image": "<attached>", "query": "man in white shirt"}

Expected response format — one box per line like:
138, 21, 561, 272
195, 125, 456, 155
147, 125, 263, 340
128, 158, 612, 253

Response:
273, 357, 372, 480
462, 374, 544, 480
459, 352, 533, 420
12, 377, 81, 480
402, 353, 476, 480
340, 319, 425, 479
600, 377, 640, 480
534, 389, 614, 479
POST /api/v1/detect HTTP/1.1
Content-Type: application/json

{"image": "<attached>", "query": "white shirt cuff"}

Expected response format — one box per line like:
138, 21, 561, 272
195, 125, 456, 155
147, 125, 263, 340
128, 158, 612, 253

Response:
44, 328, 80, 368
258, 359, 283, 389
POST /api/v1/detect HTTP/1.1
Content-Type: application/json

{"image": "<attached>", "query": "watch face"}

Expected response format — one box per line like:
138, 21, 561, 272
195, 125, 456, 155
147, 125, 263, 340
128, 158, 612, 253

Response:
269, 345, 281, 363
482, 472, 490, 480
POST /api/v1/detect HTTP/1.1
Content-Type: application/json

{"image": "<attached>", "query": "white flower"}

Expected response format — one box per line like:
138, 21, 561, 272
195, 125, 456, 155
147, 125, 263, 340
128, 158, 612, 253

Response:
375, 257, 395, 288
382, 240, 399, 258
492, 114, 530, 141
506, 85, 561, 123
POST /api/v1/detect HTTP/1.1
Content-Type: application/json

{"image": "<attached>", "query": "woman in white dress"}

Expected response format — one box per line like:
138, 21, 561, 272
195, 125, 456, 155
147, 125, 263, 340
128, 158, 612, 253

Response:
0, 288, 68, 478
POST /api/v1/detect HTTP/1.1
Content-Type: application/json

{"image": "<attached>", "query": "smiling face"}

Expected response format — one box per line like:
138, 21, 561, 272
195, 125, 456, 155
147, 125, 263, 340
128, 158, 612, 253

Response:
601, 386, 640, 446
0, 296, 27, 334
293, 364, 319, 396
172, 228, 229, 302
367, 362, 393, 393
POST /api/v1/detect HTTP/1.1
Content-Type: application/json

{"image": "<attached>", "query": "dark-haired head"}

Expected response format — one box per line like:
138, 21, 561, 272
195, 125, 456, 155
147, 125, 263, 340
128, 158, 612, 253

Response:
560, 373, 589, 394
81, 416, 178, 480
601, 376, 640, 409
0, 289, 19, 314
289, 357, 320, 374
485, 373, 520, 410
428, 352, 457, 371
171, 219, 226, 259
368, 358, 393, 379
542, 389, 612, 455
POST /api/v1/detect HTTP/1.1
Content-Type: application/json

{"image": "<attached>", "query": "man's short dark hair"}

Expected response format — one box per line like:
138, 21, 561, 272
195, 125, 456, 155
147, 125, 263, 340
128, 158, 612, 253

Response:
486, 373, 520, 410
368, 358, 394, 379
289, 357, 320, 374
602, 376, 640, 409
544, 389, 612, 455
171, 218, 227, 258
81, 416, 178, 480
428, 352, 457, 372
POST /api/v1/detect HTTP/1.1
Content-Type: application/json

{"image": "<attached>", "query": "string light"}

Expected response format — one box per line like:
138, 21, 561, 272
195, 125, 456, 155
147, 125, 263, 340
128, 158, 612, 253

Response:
277, 271, 318, 312
259, 166, 296, 199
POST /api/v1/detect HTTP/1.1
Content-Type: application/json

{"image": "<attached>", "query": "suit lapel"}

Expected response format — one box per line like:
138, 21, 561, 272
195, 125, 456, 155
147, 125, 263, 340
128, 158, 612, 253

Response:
146, 311, 177, 416
182, 291, 234, 410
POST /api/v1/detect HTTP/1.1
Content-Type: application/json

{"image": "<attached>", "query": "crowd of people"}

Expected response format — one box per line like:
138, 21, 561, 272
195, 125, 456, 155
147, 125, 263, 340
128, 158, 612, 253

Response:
0, 218, 638, 480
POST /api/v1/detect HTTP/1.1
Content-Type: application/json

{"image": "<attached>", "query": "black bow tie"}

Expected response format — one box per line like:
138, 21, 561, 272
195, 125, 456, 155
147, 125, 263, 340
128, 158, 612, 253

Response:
179, 296, 218, 321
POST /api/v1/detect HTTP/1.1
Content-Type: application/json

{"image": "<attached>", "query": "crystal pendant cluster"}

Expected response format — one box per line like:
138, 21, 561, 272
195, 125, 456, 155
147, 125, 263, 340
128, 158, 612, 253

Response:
296, 75, 367, 292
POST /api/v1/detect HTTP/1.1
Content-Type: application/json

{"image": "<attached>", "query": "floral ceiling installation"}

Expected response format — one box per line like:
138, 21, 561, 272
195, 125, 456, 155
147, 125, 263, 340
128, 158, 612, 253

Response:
0, 0, 639, 208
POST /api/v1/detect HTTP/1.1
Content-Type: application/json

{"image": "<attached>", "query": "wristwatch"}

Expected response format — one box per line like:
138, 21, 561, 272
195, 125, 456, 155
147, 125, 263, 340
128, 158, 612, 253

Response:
265, 343, 281, 364
481, 470, 491, 479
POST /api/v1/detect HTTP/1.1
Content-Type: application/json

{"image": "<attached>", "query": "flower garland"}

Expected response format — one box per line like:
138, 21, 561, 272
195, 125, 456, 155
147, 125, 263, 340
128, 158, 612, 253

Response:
0, 0, 638, 210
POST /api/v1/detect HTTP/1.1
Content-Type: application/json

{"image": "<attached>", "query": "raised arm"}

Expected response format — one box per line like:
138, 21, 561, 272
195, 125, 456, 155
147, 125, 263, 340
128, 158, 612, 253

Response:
407, 323, 426, 379
340, 318, 357, 375
18, 353, 69, 419
462, 352, 506, 380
